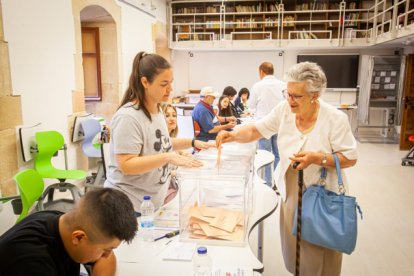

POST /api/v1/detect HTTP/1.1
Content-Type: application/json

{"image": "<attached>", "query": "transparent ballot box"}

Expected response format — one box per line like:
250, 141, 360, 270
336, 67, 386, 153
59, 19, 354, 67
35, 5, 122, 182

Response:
177, 173, 248, 246
194, 142, 256, 213
176, 142, 256, 246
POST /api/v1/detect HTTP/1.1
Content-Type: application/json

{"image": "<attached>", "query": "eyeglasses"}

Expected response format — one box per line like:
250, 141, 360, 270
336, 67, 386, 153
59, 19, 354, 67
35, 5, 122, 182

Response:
282, 89, 304, 101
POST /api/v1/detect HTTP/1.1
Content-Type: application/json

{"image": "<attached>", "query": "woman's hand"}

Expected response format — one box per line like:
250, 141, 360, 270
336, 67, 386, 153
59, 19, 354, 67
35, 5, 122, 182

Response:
225, 121, 237, 129
194, 140, 216, 150
289, 151, 318, 170
169, 153, 203, 168
227, 116, 237, 122
216, 131, 235, 147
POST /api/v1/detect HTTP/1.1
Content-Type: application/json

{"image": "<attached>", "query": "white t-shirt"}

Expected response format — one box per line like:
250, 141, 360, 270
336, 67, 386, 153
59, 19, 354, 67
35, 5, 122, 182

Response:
104, 103, 172, 212
255, 99, 358, 201
249, 75, 287, 118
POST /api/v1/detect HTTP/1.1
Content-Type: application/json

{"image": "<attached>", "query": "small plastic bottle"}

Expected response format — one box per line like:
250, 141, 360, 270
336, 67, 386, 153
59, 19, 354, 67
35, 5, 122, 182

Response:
193, 246, 212, 276
140, 195, 155, 242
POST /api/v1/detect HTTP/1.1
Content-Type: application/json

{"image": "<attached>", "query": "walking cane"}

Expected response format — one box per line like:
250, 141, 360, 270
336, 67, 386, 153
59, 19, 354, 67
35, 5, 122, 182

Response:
293, 162, 303, 276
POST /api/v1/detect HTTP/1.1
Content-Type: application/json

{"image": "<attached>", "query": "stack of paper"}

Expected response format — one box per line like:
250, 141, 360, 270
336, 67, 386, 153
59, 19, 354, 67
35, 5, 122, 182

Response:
154, 207, 179, 229
188, 205, 244, 241
160, 241, 197, 261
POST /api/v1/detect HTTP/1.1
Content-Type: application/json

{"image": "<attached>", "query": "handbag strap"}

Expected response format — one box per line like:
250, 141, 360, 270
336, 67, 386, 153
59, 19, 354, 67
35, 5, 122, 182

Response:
321, 153, 363, 219
319, 153, 345, 194
333, 153, 346, 194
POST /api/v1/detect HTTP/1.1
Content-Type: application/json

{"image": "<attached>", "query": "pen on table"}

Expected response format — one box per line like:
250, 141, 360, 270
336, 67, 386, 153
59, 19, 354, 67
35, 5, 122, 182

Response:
154, 230, 180, 242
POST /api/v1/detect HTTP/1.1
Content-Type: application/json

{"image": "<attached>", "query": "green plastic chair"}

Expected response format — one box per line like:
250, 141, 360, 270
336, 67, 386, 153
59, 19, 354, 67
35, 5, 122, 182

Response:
34, 130, 86, 212
13, 169, 44, 223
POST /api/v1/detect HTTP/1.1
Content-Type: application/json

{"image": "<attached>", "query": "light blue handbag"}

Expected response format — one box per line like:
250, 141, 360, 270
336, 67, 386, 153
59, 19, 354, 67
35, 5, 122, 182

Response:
292, 153, 363, 255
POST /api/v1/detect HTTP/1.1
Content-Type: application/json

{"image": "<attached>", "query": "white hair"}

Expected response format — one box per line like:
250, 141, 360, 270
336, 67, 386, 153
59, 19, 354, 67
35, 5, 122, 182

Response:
285, 62, 327, 95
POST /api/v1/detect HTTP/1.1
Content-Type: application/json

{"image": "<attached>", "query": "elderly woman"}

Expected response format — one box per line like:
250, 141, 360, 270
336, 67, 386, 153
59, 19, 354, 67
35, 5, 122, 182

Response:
216, 62, 357, 276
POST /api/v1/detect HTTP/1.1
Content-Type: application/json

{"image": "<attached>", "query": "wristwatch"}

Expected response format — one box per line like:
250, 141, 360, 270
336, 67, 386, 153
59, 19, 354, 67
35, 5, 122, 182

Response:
321, 153, 328, 166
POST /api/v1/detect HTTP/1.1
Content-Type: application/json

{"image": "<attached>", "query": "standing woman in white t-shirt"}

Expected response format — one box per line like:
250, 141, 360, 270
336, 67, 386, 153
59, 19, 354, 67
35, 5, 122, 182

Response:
104, 52, 213, 214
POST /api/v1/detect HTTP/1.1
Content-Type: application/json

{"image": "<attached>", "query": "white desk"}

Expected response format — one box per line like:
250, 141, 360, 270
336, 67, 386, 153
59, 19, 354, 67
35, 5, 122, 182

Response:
115, 183, 278, 276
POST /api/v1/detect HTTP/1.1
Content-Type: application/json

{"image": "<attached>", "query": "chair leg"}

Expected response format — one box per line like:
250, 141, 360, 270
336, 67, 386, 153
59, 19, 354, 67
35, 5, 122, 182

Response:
37, 181, 83, 212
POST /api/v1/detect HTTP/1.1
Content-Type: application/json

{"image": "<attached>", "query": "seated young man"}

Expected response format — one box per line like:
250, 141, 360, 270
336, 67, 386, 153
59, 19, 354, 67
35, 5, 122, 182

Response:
0, 188, 137, 276
192, 86, 236, 142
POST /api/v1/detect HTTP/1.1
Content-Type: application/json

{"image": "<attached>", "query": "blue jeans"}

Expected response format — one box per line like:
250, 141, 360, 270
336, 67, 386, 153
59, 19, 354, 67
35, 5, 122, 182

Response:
258, 134, 279, 186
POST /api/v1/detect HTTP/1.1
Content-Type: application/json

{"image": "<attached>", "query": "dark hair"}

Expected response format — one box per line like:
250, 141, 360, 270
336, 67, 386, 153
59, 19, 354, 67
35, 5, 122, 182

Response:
119, 51, 171, 121
218, 95, 234, 118
80, 188, 137, 243
222, 86, 237, 97
238, 87, 250, 99
218, 95, 229, 111
259, 62, 274, 75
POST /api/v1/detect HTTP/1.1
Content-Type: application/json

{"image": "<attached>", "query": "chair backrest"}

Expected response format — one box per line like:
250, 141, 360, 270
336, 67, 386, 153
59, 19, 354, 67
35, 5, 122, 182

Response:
80, 119, 102, 158
34, 130, 64, 177
101, 143, 110, 179
34, 130, 86, 180
14, 169, 44, 223
193, 120, 200, 137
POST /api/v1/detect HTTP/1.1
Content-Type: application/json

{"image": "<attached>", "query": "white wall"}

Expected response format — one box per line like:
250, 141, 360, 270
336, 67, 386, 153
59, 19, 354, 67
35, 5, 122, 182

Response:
119, 1, 160, 96
3, 0, 76, 131
2, 0, 166, 171
172, 47, 397, 105
171, 50, 284, 96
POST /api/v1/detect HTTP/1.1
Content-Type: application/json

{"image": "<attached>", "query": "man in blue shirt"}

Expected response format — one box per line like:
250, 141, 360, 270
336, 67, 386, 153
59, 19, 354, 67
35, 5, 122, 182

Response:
192, 86, 236, 142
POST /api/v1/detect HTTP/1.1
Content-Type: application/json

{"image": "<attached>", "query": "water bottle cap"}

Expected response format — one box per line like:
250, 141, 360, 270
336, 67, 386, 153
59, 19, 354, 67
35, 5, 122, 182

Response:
143, 195, 151, 200
197, 246, 207, 254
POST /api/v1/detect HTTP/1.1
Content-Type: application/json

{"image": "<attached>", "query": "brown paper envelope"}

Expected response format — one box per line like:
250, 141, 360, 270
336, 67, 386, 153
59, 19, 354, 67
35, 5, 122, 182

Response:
215, 226, 244, 241
199, 223, 232, 237
209, 209, 239, 232
190, 233, 208, 239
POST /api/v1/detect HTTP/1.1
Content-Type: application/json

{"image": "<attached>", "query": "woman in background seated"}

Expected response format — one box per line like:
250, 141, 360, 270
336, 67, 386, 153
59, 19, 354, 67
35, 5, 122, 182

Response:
218, 95, 236, 124
235, 87, 251, 116
222, 86, 240, 117
161, 104, 186, 204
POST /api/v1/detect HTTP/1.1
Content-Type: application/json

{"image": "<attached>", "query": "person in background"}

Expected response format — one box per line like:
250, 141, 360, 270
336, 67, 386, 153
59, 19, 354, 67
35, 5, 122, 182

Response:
192, 86, 236, 142
0, 188, 138, 276
217, 62, 357, 276
163, 104, 179, 138
104, 52, 214, 213
161, 103, 186, 204
222, 86, 240, 117
249, 61, 287, 186
218, 95, 236, 123
234, 87, 251, 116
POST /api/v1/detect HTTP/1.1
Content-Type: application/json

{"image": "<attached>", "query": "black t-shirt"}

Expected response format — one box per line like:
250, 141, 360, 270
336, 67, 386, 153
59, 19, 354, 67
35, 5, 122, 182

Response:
0, 210, 80, 276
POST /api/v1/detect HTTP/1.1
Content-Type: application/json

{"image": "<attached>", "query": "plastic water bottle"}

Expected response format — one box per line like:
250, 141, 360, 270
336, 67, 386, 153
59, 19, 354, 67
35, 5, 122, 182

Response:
193, 246, 212, 276
140, 195, 155, 241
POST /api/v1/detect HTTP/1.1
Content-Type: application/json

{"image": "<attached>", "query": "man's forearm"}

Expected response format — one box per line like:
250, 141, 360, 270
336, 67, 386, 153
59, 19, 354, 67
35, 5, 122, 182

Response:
208, 124, 231, 134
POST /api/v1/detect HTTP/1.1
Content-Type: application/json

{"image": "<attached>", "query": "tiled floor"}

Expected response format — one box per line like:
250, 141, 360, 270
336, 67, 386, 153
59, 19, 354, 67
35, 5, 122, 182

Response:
1, 142, 413, 275
257, 142, 414, 276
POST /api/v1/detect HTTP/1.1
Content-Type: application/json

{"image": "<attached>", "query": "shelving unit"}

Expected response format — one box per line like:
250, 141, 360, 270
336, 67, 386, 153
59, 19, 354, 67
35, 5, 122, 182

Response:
169, 0, 414, 47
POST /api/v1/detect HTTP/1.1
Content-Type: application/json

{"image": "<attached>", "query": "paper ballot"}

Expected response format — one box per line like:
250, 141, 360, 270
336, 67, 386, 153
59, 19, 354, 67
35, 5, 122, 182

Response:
160, 241, 197, 261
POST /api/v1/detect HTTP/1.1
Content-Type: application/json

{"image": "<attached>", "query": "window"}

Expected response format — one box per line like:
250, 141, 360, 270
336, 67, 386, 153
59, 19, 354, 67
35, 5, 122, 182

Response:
81, 27, 102, 101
